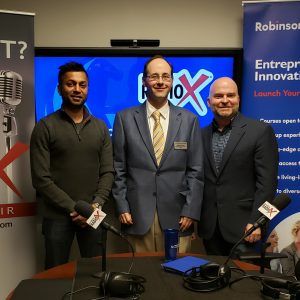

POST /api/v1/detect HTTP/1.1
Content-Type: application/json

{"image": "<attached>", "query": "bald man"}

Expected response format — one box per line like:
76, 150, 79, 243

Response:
198, 77, 278, 256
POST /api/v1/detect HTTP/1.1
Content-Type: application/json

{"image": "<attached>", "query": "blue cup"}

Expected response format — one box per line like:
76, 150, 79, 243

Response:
164, 229, 179, 261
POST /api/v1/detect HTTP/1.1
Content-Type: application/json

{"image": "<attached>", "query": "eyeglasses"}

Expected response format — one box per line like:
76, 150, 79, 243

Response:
145, 74, 172, 82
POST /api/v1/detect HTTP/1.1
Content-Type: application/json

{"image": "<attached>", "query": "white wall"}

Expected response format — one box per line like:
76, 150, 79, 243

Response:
0, 0, 246, 47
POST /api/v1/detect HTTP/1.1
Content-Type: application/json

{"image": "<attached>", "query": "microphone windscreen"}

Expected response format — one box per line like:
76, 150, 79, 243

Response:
74, 200, 94, 218
272, 193, 291, 211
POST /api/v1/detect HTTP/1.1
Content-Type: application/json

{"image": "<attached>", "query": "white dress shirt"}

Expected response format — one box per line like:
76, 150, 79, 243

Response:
146, 101, 170, 140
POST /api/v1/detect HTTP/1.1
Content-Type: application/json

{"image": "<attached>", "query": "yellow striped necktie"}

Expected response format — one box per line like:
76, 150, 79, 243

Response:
152, 110, 165, 165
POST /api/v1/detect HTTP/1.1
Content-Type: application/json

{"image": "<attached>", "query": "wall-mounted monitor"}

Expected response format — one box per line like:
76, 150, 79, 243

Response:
35, 47, 242, 132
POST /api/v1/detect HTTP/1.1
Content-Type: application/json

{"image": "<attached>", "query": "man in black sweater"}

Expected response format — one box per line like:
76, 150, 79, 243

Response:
30, 62, 114, 269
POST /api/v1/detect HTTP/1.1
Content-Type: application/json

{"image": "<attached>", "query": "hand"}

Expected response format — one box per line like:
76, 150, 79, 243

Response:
119, 212, 133, 225
70, 211, 88, 228
179, 217, 193, 232
244, 223, 261, 243
92, 203, 101, 210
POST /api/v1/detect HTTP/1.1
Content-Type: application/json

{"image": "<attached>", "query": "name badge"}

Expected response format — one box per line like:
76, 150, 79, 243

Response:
174, 142, 188, 150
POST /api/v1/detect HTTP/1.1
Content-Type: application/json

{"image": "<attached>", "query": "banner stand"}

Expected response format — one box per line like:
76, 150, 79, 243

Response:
0, 10, 36, 299
242, 1, 300, 259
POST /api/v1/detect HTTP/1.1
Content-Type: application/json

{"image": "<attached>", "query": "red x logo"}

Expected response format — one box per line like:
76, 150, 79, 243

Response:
177, 73, 209, 112
268, 207, 278, 218
93, 210, 101, 220
0, 142, 28, 200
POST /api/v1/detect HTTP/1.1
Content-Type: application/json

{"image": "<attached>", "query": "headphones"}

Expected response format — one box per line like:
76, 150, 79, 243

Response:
261, 277, 300, 299
98, 271, 146, 298
183, 262, 231, 292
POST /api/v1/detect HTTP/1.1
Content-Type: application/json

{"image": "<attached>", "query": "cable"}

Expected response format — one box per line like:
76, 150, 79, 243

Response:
124, 234, 135, 273
61, 285, 102, 300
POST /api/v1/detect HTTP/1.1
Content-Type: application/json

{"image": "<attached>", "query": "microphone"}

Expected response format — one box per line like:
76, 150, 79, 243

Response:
75, 201, 136, 278
182, 195, 291, 292
245, 193, 291, 237
74, 200, 124, 238
224, 193, 291, 268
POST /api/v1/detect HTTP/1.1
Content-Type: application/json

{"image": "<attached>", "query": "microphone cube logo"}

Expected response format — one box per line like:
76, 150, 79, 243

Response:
87, 208, 107, 229
138, 69, 213, 116
258, 201, 280, 220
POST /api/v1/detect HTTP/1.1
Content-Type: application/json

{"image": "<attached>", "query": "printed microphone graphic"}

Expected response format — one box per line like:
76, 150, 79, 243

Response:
245, 193, 291, 237
0, 70, 23, 203
0, 70, 23, 150
74, 200, 124, 237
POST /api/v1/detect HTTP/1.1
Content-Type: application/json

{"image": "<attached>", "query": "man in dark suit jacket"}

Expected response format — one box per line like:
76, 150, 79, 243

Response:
112, 56, 204, 253
198, 77, 278, 256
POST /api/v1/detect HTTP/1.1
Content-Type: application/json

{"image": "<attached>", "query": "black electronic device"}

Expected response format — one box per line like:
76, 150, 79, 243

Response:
98, 271, 146, 298
110, 39, 160, 47
74, 200, 124, 237
183, 262, 231, 292
244, 193, 291, 238
261, 277, 300, 299
236, 193, 291, 274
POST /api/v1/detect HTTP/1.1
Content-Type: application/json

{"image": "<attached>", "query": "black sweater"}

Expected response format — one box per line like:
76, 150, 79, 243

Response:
30, 108, 114, 219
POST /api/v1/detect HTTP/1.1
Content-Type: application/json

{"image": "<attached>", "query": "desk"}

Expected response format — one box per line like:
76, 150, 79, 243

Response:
7, 253, 262, 300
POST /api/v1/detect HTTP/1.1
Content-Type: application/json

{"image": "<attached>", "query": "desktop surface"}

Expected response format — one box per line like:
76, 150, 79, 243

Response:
10, 254, 268, 300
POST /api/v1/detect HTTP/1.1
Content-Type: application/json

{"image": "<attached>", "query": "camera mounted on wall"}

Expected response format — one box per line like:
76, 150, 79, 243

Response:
110, 39, 160, 48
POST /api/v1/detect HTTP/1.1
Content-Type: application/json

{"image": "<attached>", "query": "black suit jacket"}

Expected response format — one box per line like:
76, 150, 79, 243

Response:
198, 113, 278, 243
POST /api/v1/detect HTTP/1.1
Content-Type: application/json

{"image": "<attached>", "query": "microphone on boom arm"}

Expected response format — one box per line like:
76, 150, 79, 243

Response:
73, 200, 146, 298
183, 193, 291, 292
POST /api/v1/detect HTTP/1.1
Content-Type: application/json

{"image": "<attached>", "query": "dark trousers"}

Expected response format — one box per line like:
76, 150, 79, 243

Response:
42, 218, 104, 269
203, 222, 257, 258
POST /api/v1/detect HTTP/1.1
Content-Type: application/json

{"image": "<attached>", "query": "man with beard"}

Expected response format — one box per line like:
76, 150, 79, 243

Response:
112, 56, 203, 253
198, 77, 278, 256
30, 62, 114, 269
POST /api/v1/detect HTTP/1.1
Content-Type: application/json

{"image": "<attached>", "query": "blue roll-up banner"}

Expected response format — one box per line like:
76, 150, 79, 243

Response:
242, 0, 300, 262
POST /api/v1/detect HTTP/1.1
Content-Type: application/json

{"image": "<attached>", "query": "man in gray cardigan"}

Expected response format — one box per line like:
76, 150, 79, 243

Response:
30, 62, 114, 269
